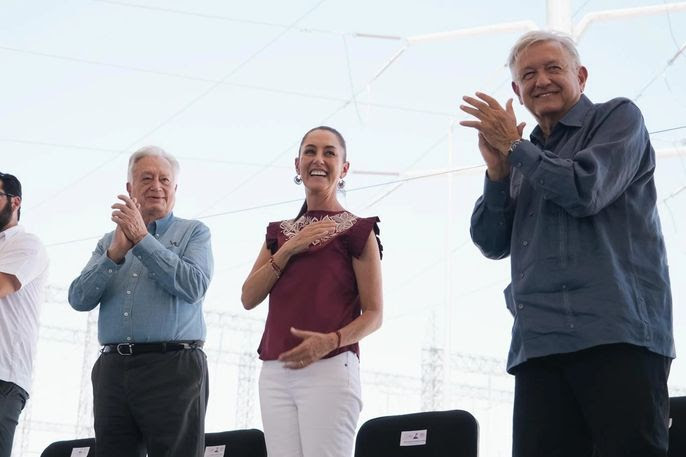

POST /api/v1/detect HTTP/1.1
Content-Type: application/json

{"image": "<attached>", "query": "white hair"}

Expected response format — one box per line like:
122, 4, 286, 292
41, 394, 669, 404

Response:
127, 145, 180, 182
507, 30, 581, 76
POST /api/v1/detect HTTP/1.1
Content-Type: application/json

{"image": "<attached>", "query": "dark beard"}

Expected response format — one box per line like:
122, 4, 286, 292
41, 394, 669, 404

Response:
0, 200, 13, 231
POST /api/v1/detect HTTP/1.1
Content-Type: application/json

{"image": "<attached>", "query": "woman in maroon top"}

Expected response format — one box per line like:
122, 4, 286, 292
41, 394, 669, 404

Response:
241, 126, 383, 457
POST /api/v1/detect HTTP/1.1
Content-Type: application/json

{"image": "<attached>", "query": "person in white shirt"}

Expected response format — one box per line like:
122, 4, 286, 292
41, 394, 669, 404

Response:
0, 172, 48, 457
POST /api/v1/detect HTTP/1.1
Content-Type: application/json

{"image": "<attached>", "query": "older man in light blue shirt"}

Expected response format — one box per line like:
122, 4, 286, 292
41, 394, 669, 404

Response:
69, 146, 213, 457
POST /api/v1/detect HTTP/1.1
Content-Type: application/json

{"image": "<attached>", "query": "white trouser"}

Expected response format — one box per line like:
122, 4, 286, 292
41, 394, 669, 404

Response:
259, 351, 362, 457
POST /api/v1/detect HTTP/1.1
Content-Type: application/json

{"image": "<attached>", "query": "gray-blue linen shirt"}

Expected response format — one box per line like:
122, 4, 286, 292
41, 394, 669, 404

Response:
470, 95, 675, 372
69, 212, 213, 344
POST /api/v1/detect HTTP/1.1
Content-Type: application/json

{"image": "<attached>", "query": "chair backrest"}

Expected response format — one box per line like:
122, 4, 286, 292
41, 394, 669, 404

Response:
354, 410, 478, 457
205, 429, 267, 457
40, 438, 95, 457
669, 396, 686, 456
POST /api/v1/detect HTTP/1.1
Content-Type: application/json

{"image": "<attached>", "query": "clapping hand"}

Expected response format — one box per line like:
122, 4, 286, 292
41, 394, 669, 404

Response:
111, 194, 148, 244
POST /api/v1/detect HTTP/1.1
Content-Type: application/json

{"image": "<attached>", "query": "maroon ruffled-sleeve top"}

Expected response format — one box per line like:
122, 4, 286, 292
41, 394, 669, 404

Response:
257, 210, 382, 361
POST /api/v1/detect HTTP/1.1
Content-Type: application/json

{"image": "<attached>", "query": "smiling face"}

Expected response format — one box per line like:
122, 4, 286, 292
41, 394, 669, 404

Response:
295, 129, 349, 196
126, 155, 177, 224
511, 40, 588, 134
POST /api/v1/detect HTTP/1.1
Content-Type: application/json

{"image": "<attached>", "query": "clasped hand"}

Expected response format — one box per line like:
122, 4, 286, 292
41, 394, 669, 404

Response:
107, 195, 147, 262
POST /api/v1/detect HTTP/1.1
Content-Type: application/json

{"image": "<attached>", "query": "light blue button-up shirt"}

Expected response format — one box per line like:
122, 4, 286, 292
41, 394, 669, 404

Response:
68, 212, 213, 344
470, 95, 675, 372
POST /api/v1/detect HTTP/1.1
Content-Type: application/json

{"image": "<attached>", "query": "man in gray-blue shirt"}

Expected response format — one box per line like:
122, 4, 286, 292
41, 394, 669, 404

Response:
460, 31, 674, 456
69, 146, 213, 457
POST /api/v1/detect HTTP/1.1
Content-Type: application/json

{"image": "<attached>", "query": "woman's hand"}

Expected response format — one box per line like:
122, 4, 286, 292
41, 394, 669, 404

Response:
282, 220, 336, 256
277, 327, 338, 369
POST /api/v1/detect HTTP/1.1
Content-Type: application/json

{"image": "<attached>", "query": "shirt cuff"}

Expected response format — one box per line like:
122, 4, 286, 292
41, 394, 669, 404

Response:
131, 233, 161, 260
483, 172, 510, 209
508, 140, 540, 177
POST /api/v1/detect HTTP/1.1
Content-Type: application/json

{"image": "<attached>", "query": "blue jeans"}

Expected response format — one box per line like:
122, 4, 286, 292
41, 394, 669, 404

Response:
0, 380, 28, 457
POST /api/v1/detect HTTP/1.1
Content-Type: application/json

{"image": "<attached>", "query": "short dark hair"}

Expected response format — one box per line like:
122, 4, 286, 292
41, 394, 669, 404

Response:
298, 125, 347, 161
0, 171, 22, 220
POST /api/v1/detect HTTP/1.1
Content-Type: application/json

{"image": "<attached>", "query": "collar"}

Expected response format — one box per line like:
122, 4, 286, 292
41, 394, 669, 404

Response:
147, 212, 174, 238
530, 94, 593, 144
0, 224, 24, 241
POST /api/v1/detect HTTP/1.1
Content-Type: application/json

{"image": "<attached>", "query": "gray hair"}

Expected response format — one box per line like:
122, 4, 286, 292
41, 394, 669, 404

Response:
127, 145, 180, 182
507, 30, 581, 76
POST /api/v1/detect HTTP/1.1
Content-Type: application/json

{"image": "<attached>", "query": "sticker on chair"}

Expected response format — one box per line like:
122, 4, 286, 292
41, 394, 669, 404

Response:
204, 445, 226, 456
399, 429, 427, 446
70, 448, 90, 457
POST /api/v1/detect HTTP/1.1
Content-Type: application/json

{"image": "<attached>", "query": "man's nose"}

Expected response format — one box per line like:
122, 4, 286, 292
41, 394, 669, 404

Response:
534, 70, 552, 87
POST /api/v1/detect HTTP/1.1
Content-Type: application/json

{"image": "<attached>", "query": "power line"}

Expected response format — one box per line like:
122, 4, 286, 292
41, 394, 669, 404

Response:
92, 0, 342, 36
0, 45, 455, 118
45, 164, 484, 248
25, 0, 331, 212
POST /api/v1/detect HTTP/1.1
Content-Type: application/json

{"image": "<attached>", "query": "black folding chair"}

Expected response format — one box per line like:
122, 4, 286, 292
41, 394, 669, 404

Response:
205, 429, 267, 457
354, 410, 478, 457
40, 438, 95, 457
669, 396, 686, 456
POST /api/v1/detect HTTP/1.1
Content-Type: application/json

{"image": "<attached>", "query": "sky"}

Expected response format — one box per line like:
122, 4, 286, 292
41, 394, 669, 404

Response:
2, 1, 686, 456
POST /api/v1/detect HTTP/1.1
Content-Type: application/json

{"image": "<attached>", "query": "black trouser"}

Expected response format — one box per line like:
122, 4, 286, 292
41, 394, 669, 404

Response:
92, 348, 209, 457
0, 380, 28, 457
512, 343, 671, 457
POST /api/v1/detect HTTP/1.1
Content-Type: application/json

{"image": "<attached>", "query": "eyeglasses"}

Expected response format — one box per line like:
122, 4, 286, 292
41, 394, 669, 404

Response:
0, 192, 15, 198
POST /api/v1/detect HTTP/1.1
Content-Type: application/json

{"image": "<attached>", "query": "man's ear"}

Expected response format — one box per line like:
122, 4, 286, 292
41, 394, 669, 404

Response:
512, 81, 523, 104
126, 182, 132, 196
11, 196, 21, 213
577, 65, 588, 92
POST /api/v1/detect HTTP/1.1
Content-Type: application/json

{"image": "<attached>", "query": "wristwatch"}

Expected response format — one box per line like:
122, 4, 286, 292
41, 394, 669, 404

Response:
508, 139, 523, 155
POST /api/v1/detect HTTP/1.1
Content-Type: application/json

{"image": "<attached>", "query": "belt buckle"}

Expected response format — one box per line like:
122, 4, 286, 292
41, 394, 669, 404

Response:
116, 343, 134, 356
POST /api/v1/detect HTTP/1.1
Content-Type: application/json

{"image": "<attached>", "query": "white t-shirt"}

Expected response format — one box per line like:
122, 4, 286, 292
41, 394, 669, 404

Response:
0, 225, 48, 395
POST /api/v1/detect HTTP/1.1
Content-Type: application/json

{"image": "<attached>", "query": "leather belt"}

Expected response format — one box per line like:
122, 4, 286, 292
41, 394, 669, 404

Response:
101, 341, 203, 356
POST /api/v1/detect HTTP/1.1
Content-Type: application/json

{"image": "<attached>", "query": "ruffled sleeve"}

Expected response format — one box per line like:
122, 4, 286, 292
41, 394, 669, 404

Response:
266, 222, 281, 254
347, 216, 382, 259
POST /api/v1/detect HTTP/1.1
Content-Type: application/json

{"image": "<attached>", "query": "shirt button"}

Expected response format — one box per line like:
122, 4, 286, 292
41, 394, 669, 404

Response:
126, 290, 131, 295
126, 337, 132, 341
132, 273, 138, 278
522, 240, 529, 246
108, 269, 113, 273
569, 324, 575, 329
562, 284, 567, 289
95, 286, 100, 290
538, 179, 544, 185
124, 312, 129, 317
155, 234, 159, 238
137, 255, 142, 259
516, 162, 523, 167
517, 303, 524, 310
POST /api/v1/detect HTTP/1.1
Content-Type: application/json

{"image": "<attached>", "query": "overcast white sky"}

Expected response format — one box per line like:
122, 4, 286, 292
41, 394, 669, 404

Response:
2, 1, 686, 455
